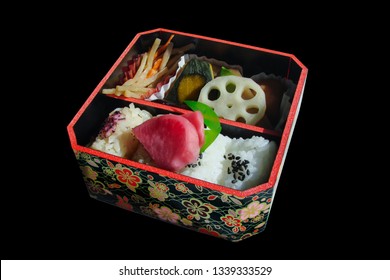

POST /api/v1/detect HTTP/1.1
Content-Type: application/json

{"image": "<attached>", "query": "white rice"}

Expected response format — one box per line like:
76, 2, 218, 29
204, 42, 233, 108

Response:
90, 103, 152, 158
181, 134, 277, 190
181, 134, 230, 184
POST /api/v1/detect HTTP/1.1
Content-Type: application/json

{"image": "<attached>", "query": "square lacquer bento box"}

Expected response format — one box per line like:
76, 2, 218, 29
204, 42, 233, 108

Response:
67, 28, 308, 242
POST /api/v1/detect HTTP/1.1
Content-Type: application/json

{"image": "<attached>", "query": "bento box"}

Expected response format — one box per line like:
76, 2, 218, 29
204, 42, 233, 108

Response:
67, 28, 308, 242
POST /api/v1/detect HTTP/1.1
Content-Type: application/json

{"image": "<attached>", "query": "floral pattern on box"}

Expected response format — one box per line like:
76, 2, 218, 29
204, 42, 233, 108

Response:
75, 151, 274, 242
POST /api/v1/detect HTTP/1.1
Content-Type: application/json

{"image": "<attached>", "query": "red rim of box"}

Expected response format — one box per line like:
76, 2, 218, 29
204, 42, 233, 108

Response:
67, 27, 308, 198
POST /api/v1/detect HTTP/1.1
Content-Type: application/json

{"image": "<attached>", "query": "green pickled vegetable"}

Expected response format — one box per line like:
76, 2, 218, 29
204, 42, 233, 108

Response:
184, 100, 222, 152
219, 66, 242, 77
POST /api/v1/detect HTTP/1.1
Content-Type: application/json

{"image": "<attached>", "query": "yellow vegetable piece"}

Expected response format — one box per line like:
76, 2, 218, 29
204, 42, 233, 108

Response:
177, 75, 206, 103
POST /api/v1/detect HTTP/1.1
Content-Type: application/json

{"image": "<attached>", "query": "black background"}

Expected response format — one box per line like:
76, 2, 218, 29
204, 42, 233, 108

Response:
3, 7, 387, 260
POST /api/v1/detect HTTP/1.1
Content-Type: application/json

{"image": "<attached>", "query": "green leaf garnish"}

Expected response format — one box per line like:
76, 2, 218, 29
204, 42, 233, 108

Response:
203, 128, 221, 152
184, 100, 222, 152
219, 66, 241, 78
220, 66, 233, 76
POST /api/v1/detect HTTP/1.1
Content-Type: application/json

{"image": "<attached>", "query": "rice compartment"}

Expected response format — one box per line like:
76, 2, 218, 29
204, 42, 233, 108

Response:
90, 103, 277, 191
